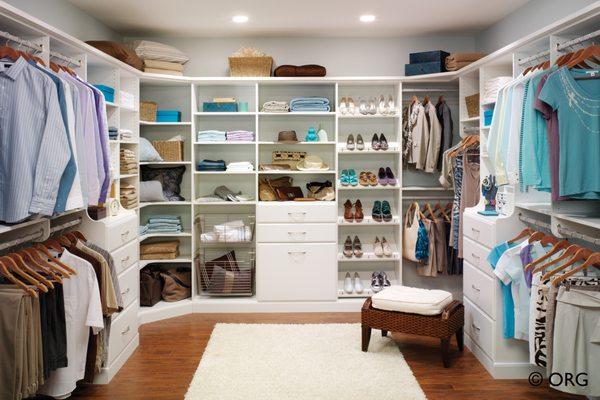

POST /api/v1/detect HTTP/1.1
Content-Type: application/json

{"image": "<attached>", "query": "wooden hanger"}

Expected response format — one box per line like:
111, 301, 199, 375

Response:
19, 248, 64, 282
0, 255, 48, 293
433, 202, 451, 223
538, 244, 582, 279
552, 252, 600, 287
526, 239, 570, 272
73, 230, 87, 241
34, 243, 76, 275
567, 45, 600, 69
508, 228, 533, 244
0, 45, 20, 62
43, 238, 64, 252
542, 247, 592, 282
23, 247, 70, 278
6, 253, 53, 290
540, 235, 559, 247
528, 231, 546, 244
0, 259, 37, 297
421, 203, 436, 220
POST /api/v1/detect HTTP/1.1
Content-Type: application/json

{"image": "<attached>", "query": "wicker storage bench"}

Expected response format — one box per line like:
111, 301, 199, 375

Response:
361, 297, 464, 367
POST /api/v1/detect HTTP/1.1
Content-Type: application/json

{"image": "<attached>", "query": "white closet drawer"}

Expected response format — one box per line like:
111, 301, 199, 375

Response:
464, 297, 494, 359
107, 301, 138, 366
256, 202, 337, 223
463, 237, 494, 278
256, 223, 336, 243
117, 265, 139, 310
107, 215, 138, 251
463, 213, 495, 248
112, 240, 139, 275
256, 243, 337, 301
463, 261, 496, 319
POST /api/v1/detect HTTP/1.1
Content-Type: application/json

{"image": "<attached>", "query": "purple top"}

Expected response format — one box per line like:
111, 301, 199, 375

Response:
519, 244, 534, 289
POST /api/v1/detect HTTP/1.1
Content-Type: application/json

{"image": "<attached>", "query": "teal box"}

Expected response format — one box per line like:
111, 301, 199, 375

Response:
156, 110, 182, 122
202, 102, 238, 112
93, 84, 115, 103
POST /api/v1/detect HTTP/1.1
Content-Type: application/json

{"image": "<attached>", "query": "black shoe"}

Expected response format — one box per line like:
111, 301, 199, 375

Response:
379, 134, 389, 151
371, 133, 380, 151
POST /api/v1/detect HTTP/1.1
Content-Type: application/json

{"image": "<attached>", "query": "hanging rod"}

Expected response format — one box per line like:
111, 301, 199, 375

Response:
556, 224, 600, 246
402, 88, 458, 93
50, 217, 82, 233
0, 228, 45, 252
518, 213, 551, 230
557, 29, 600, 51
0, 30, 43, 53
518, 49, 550, 66
49, 51, 82, 68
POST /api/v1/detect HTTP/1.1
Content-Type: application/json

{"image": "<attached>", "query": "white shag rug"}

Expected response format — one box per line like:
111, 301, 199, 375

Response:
185, 323, 427, 400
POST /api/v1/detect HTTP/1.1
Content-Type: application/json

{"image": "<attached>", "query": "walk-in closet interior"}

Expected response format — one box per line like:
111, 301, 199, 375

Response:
0, 1, 599, 399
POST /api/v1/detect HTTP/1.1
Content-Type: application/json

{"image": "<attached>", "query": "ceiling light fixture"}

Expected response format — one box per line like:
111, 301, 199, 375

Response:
359, 14, 376, 23
232, 15, 249, 23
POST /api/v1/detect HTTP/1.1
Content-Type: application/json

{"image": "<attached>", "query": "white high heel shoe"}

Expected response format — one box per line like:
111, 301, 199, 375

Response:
339, 97, 348, 115
347, 97, 356, 115
382, 236, 392, 257
367, 98, 377, 115
358, 98, 368, 115
373, 236, 384, 257
387, 95, 396, 115
377, 94, 386, 115
354, 272, 364, 294
344, 272, 354, 293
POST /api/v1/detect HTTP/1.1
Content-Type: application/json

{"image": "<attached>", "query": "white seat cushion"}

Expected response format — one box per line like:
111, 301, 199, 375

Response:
371, 286, 453, 316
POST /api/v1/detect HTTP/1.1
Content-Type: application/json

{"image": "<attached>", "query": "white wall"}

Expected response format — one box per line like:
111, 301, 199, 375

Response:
475, 0, 598, 52
4, 0, 120, 41
126, 36, 476, 76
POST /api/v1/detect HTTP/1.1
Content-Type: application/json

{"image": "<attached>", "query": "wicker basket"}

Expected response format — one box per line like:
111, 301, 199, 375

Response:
229, 56, 273, 77
464, 93, 480, 118
152, 140, 184, 161
140, 101, 157, 122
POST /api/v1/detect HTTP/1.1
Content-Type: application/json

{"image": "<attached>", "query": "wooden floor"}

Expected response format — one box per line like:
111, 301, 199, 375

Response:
66, 313, 579, 400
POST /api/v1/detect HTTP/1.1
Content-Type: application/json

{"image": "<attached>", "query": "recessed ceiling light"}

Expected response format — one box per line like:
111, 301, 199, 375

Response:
232, 15, 249, 23
359, 14, 376, 23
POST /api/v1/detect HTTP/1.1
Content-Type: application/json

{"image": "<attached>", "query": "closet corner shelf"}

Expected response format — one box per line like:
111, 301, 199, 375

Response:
402, 186, 454, 192
194, 141, 255, 145
258, 170, 335, 175
194, 200, 257, 206
337, 184, 400, 190
337, 114, 399, 119
258, 141, 336, 145
140, 121, 192, 126
337, 216, 401, 226
139, 161, 192, 165
194, 171, 255, 175
338, 254, 401, 262
460, 116, 480, 123
139, 201, 193, 208
194, 112, 255, 116
258, 111, 336, 116
139, 258, 192, 269
337, 148, 401, 154
139, 232, 192, 242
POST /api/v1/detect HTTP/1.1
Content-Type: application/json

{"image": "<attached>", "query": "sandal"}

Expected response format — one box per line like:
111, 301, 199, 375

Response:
347, 169, 358, 186
354, 199, 364, 222
367, 172, 378, 186
353, 236, 363, 258
340, 169, 349, 186
343, 236, 353, 257
343, 199, 354, 222
382, 200, 392, 222
372, 200, 382, 222
359, 171, 369, 186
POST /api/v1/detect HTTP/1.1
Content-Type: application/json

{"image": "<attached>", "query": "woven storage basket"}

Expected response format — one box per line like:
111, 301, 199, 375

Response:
229, 56, 273, 77
152, 140, 184, 161
140, 101, 157, 122
464, 93, 480, 118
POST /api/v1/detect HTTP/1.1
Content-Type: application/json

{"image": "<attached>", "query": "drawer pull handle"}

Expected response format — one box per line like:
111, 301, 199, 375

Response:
471, 284, 480, 292
121, 287, 130, 295
471, 253, 480, 264
121, 255, 130, 265
121, 230, 130, 240
471, 323, 481, 332
121, 326, 130, 335
288, 251, 306, 255
287, 231, 307, 235
471, 228, 480, 238
287, 212, 307, 219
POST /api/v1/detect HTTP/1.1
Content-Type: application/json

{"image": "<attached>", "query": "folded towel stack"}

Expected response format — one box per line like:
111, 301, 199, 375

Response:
200, 219, 253, 243
290, 97, 330, 112
226, 130, 254, 142
445, 52, 486, 71
226, 161, 253, 172
482, 76, 513, 104
140, 239, 180, 260
128, 40, 189, 76
120, 148, 138, 174
144, 59, 184, 76
197, 159, 226, 172
140, 214, 183, 235
119, 129, 134, 141
120, 184, 138, 209
197, 130, 226, 142
109, 126, 118, 140
261, 100, 290, 113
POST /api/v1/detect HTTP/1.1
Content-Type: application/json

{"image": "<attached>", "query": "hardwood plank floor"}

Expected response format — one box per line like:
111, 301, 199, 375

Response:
66, 313, 579, 400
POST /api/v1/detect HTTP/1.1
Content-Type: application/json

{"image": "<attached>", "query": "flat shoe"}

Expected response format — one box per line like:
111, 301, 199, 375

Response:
343, 236, 353, 258
374, 236, 383, 257
378, 167, 388, 186
347, 169, 358, 186
346, 134, 355, 150
385, 167, 397, 185
382, 200, 392, 222
367, 172, 378, 186
353, 235, 363, 258
356, 134, 365, 151
372, 200, 382, 222
344, 272, 353, 293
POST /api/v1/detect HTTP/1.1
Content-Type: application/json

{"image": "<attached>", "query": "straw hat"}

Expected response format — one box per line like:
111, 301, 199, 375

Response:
296, 155, 329, 171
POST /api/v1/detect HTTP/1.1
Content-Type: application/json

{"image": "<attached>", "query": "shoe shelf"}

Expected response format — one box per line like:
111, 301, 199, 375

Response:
337, 184, 400, 190
338, 253, 400, 262
337, 148, 401, 154
337, 289, 374, 298
258, 141, 336, 145
258, 111, 336, 116
194, 171, 255, 175
140, 121, 192, 126
337, 216, 401, 225
337, 114, 399, 119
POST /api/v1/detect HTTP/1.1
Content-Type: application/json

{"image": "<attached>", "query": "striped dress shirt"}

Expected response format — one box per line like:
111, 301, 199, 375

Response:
0, 57, 70, 223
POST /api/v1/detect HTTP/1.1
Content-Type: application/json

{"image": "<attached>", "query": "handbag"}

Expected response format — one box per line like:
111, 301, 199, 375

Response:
160, 268, 192, 302
259, 176, 293, 201
306, 181, 335, 201
275, 186, 304, 201
272, 151, 306, 169
140, 269, 163, 306
402, 202, 421, 262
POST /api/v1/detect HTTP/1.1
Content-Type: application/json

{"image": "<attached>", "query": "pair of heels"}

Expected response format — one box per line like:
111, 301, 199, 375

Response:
340, 169, 358, 186
376, 95, 396, 115
371, 133, 388, 151
344, 272, 363, 294
338, 97, 355, 115
374, 236, 392, 257
343, 235, 362, 258
343, 199, 363, 222
346, 134, 364, 150
377, 167, 397, 186
372, 200, 392, 222
371, 271, 391, 293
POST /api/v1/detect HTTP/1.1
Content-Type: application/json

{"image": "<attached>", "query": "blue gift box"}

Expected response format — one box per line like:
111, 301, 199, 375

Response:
202, 102, 238, 112
484, 108, 494, 126
405, 61, 445, 76
93, 84, 115, 103
156, 110, 182, 122
409, 50, 450, 64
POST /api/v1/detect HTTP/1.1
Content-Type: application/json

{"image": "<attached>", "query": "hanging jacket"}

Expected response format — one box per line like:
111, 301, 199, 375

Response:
408, 101, 427, 167
435, 99, 454, 170
423, 102, 443, 173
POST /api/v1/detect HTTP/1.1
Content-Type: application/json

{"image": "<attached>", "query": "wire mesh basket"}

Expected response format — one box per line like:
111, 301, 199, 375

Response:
195, 213, 255, 244
195, 248, 255, 296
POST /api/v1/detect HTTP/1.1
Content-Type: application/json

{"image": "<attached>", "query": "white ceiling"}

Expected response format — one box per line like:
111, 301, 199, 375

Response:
67, 0, 531, 38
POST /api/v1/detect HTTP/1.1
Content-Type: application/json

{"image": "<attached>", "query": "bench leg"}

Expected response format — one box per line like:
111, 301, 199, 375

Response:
441, 338, 451, 368
382, 330, 388, 337
456, 327, 464, 352
361, 325, 371, 352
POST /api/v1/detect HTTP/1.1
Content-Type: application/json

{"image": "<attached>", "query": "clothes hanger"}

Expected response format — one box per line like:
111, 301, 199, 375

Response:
525, 239, 570, 272
72, 230, 87, 241
0, 259, 37, 297
552, 252, 600, 287
568, 45, 600, 69
540, 235, 559, 247
19, 248, 65, 282
0, 255, 48, 293
34, 243, 77, 275
528, 231, 546, 244
6, 253, 53, 290
507, 228, 533, 245
538, 244, 582, 279
15, 248, 62, 283
542, 247, 592, 282
43, 238, 64, 252
23, 247, 70, 278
